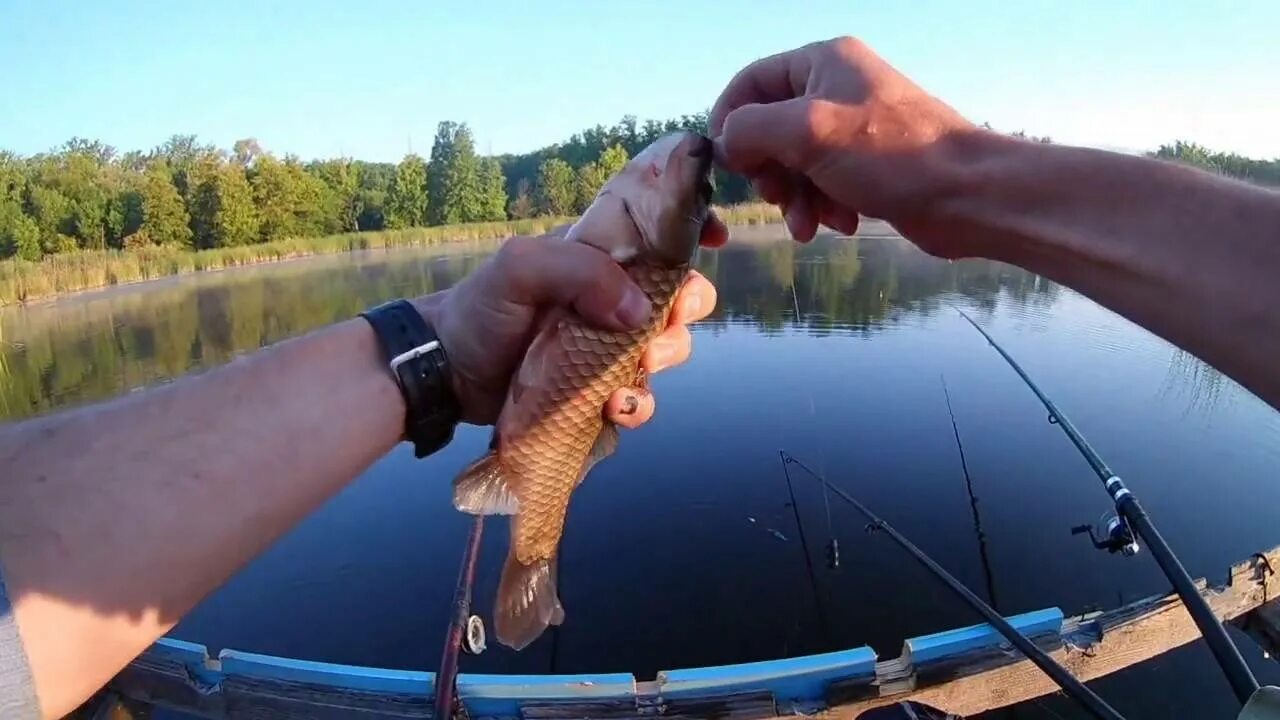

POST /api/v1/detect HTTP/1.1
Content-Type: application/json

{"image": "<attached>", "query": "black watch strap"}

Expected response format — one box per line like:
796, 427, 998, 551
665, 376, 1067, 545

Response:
360, 299, 461, 458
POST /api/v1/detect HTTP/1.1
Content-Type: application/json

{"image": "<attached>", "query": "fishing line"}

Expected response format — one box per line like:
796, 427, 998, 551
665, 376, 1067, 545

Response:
778, 451, 1125, 720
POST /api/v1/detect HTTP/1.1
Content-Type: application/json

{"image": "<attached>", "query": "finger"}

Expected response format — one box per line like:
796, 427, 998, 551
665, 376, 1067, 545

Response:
710, 48, 812, 136
700, 211, 729, 248
822, 203, 861, 236
643, 324, 692, 374
605, 387, 655, 429
670, 271, 717, 325
784, 185, 820, 243
715, 97, 819, 174
751, 165, 792, 205
498, 234, 649, 331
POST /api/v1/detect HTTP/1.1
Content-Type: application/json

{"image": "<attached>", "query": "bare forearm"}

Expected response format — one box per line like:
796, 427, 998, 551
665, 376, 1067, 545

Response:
926, 132, 1280, 406
0, 316, 405, 717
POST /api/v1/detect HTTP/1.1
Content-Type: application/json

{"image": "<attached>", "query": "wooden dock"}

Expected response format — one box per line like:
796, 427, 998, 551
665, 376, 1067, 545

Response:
103, 545, 1280, 719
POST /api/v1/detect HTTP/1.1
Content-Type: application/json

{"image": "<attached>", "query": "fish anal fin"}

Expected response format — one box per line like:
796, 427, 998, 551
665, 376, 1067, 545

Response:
494, 548, 563, 650
579, 423, 619, 485
453, 451, 519, 515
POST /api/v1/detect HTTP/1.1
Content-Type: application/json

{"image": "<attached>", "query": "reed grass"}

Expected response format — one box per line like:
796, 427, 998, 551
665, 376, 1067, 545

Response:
0, 203, 781, 306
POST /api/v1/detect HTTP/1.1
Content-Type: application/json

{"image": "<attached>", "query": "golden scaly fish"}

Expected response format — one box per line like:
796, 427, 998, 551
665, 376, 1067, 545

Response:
452, 131, 715, 649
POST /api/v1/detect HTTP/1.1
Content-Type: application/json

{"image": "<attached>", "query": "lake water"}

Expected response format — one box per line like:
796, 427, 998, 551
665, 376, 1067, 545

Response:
3, 224, 1279, 719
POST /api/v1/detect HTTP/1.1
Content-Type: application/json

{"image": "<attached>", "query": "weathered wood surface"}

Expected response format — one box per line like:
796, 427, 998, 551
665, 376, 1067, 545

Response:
814, 546, 1280, 718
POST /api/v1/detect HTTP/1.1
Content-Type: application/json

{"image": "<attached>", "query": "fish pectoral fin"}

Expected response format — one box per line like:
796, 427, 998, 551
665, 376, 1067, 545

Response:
453, 451, 519, 515
495, 551, 564, 650
578, 423, 619, 485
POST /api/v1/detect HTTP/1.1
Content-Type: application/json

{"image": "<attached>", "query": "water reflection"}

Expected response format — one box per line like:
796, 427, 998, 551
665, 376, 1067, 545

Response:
0, 231, 1062, 422
2, 227, 1277, 720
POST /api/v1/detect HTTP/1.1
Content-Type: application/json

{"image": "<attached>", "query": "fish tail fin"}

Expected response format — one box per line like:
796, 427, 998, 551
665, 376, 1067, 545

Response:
453, 450, 519, 515
494, 547, 564, 650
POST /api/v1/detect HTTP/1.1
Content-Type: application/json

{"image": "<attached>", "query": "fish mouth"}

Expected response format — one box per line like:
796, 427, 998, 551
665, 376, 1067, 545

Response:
687, 134, 713, 160
688, 135, 715, 204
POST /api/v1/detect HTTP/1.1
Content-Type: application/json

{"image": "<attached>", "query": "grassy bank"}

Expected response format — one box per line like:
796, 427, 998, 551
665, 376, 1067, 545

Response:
0, 203, 781, 306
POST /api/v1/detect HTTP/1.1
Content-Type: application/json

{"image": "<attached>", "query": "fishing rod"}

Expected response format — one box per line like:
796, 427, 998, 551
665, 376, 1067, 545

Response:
433, 515, 487, 720
956, 309, 1260, 706
779, 451, 1125, 720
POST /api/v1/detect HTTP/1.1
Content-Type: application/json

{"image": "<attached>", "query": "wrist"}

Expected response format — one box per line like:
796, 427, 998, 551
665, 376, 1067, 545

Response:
360, 297, 461, 457
898, 128, 1039, 261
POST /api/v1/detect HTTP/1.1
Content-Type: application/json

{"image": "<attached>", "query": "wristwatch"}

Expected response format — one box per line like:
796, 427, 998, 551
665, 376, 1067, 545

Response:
360, 299, 461, 458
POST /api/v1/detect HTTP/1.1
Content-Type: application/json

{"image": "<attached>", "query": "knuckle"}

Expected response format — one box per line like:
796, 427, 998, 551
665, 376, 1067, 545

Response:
800, 100, 834, 145
829, 35, 865, 58
494, 234, 534, 268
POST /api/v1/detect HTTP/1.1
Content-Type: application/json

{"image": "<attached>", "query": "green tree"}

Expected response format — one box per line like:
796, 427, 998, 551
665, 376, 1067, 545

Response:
250, 155, 330, 241
428, 121, 488, 224
232, 138, 264, 167
476, 157, 507, 221
26, 184, 75, 253
139, 162, 193, 247
574, 162, 605, 213
535, 158, 575, 216
310, 159, 362, 231
385, 154, 429, 228
0, 201, 41, 260
190, 160, 258, 248
426, 121, 460, 225
598, 144, 628, 179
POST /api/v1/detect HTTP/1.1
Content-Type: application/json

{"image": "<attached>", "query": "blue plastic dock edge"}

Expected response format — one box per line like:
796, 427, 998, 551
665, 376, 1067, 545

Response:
458, 672, 637, 717
140, 607, 1059, 713
219, 648, 434, 695
905, 607, 1064, 664
656, 645, 878, 702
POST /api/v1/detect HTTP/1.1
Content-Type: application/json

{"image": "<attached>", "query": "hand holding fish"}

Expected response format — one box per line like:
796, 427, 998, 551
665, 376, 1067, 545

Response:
421, 224, 724, 429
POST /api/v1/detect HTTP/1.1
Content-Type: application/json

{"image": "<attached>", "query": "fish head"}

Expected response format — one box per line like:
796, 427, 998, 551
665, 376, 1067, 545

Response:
569, 132, 714, 267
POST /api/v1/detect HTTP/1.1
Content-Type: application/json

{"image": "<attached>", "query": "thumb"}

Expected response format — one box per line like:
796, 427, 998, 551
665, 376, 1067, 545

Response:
500, 235, 651, 331
714, 97, 821, 174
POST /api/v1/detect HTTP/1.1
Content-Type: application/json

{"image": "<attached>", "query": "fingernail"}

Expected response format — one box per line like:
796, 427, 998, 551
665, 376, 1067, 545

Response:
615, 286, 651, 328
620, 394, 639, 415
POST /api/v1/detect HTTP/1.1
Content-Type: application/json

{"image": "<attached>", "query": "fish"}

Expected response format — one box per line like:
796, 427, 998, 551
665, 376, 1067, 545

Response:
452, 131, 716, 650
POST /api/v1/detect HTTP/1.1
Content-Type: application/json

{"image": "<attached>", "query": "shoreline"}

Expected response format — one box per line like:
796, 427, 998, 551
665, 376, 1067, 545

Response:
0, 204, 785, 307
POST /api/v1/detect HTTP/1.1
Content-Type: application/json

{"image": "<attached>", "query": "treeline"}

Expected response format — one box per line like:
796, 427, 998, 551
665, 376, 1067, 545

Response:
1153, 141, 1280, 186
0, 112, 754, 262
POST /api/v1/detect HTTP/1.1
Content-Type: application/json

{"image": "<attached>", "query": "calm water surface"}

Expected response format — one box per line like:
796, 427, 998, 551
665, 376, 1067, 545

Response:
3, 225, 1279, 719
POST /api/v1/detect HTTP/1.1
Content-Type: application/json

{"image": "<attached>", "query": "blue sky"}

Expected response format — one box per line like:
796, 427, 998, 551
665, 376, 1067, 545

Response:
2, 1, 1277, 161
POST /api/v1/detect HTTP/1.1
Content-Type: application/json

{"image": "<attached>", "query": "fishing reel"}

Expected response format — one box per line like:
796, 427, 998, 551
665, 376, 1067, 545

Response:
1072, 513, 1140, 557
463, 615, 486, 655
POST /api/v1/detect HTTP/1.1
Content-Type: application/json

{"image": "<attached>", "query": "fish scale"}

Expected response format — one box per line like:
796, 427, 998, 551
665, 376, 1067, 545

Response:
503, 259, 688, 563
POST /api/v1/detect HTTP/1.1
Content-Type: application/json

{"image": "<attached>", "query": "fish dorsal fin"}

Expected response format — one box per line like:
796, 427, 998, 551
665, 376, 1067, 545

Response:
578, 423, 619, 486
453, 450, 519, 515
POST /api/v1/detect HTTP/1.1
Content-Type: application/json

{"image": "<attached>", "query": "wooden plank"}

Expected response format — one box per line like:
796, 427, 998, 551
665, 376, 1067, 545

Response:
1235, 598, 1280, 659
812, 546, 1280, 718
